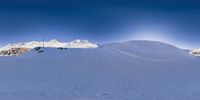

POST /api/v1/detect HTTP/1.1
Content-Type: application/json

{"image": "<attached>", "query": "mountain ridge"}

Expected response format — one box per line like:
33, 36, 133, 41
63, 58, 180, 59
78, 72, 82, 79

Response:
0, 39, 197, 57
0, 39, 98, 56
190, 48, 200, 56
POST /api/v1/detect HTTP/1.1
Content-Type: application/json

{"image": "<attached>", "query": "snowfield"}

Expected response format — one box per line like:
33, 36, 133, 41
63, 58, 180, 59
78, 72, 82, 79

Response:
0, 40, 199, 100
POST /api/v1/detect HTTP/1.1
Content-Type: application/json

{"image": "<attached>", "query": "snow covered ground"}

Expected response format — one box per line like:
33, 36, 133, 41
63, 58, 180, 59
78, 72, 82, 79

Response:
0, 40, 199, 100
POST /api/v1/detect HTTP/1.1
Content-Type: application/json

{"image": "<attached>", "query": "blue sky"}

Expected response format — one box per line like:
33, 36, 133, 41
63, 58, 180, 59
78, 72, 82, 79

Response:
0, 0, 199, 49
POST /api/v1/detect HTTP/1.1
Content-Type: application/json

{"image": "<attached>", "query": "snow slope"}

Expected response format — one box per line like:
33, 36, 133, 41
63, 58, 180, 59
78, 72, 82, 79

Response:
0, 40, 199, 100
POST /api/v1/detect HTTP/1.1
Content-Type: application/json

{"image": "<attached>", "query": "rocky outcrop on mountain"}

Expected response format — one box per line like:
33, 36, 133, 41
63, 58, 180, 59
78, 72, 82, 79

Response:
0, 39, 98, 56
0, 48, 29, 56
190, 48, 200, 56
0, 39, 98, 51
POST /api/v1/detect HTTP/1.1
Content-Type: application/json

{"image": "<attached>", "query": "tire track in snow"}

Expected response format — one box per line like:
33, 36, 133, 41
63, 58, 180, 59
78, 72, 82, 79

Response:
115, 49, 176, 62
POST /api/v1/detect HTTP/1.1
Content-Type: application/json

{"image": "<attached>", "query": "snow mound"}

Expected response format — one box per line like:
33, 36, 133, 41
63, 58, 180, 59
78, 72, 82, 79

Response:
105, 40, 190, 60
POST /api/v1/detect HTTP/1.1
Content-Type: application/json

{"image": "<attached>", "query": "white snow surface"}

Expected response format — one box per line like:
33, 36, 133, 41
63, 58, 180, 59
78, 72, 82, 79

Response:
0, 40, 199, 100
0, 39, 98, 51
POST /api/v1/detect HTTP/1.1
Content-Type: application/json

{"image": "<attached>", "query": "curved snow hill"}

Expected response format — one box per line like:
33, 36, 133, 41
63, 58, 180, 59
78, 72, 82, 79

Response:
0, 40, 200, 100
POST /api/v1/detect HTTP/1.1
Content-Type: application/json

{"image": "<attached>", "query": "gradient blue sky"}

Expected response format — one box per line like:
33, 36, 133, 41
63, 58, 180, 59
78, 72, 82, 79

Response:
0, 0, 200, 49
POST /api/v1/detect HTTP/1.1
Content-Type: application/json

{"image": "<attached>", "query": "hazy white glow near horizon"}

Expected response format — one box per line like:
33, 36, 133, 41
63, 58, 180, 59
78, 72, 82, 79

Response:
126, 30, 194, 49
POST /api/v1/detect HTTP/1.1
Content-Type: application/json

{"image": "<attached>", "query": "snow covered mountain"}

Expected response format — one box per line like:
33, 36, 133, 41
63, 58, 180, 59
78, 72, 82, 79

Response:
0, 40, 199, 100
0, 39, 98, 56
190, 48, 200, 56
